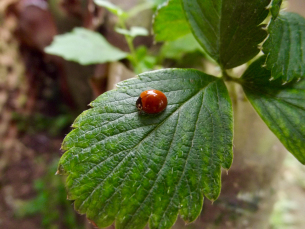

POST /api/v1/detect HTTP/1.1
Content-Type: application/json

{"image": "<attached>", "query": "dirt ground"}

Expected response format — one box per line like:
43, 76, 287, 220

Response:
0, 134, 62, 229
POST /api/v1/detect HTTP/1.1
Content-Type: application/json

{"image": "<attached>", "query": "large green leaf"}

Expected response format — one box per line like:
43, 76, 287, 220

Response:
153, 0, 191, 41
263, 12, 305, 82
241, 56, 305, 164
181, 0, 270, 69
45, 28, 127, 65
58, 69, 233, 229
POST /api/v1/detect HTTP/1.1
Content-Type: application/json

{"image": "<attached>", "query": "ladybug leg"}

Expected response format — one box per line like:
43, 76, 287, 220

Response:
136, 97, 143, 111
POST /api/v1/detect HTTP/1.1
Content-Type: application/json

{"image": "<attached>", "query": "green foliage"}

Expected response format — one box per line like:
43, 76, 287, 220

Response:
45, 28, 127, 65
115, 26, 149, 37
263, 12, 305, 82
160, 33, 204, 60
13, 112, 73, 136
149, 0, 168, 6
181, 0, 269, 69
270, 0, 283, 19
94, 0, 154, 19
56, 0, 305, 228
94, 0, 126, 17
94, 0, 155, 72
16, 160, 83, 229
134, 46, 157, 74
241, 56, 305, 164
58, 69, 233, 229
153, 0, 191, 41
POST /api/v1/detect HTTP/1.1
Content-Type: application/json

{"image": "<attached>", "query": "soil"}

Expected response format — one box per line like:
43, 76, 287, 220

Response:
0, 133, 79, 229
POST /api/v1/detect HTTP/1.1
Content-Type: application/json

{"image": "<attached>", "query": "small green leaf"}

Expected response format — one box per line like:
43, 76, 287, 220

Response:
150, 0, 168, 6
45, 28, 127, 65
181, 0, 270, 69
115, 26, 149, 37
94, 0, 126, 17
134, 46, 157, 74
153, 0, 191, 41
129, 26, 149, 37
263, 12, 305, 82
58, 69, 233, 229
241, 56, 305, 164
270, 0, 283, 19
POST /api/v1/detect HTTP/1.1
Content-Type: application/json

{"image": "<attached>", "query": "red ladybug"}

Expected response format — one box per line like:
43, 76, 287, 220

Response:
136, 89, 167, 114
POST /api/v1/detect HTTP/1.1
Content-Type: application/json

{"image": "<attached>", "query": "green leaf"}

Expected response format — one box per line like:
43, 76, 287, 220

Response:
94, 0, 127, 17
270, 0, 283, 19
115, 26, 149, 37
181, 0, 270, 69
134, 46, 157, 74
160, 33, 205, 60
241, 56, 305, 164
45, 28, 127, 65
150, 0, 168, 6
263, 12, 305, 82
58, 69, 233, 229
153, 0, 191, 41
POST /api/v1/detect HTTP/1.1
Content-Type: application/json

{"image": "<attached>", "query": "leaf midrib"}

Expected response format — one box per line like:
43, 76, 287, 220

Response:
156, 92, 204, 228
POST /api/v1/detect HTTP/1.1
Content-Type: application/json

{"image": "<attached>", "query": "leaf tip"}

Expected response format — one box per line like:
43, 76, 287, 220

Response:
183, 219, 190, 225
87, 218, 98, 228
60, 144, 65, 151
56, 162, 67, 175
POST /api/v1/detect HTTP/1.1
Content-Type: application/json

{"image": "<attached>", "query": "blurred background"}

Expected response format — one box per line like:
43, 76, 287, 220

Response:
0, 0, 304, 228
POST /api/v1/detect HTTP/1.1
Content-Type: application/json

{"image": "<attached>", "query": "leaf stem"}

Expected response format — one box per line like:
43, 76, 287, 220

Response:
222, 69, 243, 84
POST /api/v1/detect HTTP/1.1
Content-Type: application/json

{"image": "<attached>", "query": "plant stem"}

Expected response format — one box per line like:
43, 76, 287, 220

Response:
222, 69, 243, 84
118, 19, 138, 68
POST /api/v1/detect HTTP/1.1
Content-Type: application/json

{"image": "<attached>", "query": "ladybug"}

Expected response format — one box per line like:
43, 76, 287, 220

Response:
136, 89, 167, 114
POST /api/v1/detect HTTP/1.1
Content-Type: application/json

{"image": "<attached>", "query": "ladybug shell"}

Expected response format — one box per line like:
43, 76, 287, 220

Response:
136, 90, 167, 114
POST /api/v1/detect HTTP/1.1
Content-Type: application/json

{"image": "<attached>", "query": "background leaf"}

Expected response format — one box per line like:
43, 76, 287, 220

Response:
94, 0, 126, 17
153, 0, 191, 41
181, 0, 270, 69
58, 69, 233, 229
270, 0, 283, 19
115, 26, 149, 37
45, 28, 127, 65
160, 33, 205, 60
263, 12, 305, 82
241, 56, 305, 164
134, 46, 157, 74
